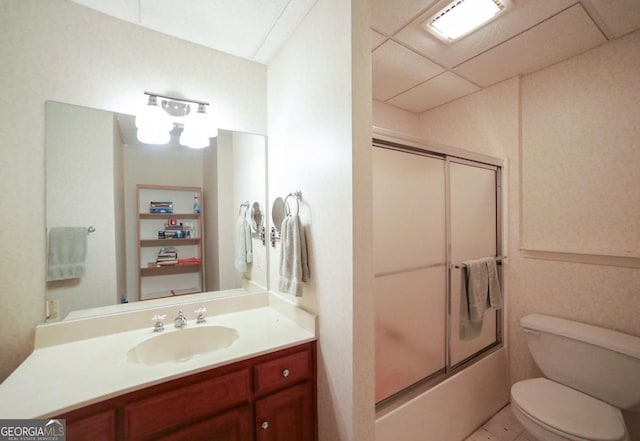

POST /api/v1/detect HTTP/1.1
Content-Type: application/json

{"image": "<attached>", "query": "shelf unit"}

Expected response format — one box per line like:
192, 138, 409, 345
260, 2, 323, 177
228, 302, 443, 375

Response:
137, 184, 204, 300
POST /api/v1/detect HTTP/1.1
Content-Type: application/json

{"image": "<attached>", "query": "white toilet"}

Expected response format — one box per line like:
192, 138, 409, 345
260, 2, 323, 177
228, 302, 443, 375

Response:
511, 313, 640, 441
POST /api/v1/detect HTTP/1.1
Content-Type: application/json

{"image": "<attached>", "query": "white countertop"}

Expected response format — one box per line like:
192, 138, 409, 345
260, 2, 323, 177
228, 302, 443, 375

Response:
0, 292, 316, 418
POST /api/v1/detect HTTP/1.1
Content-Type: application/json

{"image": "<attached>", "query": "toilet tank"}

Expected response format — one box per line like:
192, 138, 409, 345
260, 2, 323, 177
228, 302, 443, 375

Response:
521, 313, 640, 410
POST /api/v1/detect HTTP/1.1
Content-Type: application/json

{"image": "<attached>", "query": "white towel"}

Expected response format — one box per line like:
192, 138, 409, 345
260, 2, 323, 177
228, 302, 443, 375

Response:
459, 257, 503, 341
278, 214, 309, 297
234, 217, 253, 273
47, 227, 88, 281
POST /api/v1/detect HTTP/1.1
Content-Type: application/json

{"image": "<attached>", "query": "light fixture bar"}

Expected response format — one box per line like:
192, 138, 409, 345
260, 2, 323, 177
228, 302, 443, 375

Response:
424, 0, 511, 43
144, 91, 209, 106
137, 91, 217, 148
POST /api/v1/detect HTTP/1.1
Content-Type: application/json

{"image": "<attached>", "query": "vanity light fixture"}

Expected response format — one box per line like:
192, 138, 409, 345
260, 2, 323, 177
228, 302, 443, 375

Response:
424, 0, 511, 43
179, 103, 218, 149
135, 92, 217, 149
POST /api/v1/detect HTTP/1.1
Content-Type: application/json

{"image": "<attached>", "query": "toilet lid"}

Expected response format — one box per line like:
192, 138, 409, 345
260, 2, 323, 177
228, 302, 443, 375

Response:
511, 378, 627, 441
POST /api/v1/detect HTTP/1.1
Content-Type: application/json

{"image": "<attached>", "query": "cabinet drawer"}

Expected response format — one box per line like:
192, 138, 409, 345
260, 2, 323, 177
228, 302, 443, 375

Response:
124, 368, 250, 440
254, 349, 311, 395
155, 406, 252, 441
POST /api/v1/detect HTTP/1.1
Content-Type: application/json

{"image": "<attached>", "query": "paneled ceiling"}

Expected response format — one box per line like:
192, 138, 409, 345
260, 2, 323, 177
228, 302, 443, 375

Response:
69, 0, 319, 64
71, 0, 640, 114
372, 0, 640, 113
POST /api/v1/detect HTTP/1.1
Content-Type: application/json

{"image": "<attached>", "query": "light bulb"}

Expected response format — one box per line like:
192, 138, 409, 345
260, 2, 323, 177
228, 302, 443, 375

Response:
179, 127, 209, 149
135, 95, 173, 133
137, 127, 170, 145
192, 104, 218, 138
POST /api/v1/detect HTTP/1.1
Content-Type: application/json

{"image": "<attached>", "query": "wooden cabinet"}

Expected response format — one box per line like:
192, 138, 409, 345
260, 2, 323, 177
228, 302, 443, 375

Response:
57, 342, 316, 441
123, 369, 250, 440
255, 382, 314, 441
66, 410, 116, 441
155, 406, 252, 441
136, 185, 204, 300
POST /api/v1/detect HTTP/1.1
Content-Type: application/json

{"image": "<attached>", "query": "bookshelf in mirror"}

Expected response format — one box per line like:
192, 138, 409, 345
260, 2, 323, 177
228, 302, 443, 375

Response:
137, 184, 204, 300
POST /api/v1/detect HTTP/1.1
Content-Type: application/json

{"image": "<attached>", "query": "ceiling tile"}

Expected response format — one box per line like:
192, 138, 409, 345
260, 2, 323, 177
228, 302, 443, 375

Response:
588, 0, 640, 38
371, 30, 387, 50
388, 71, 480, 113
254, 0, 319, 63
140, 0, 291, 59
454, 4, 607, 87
394, 0, 577, 68
372, 40, 445, 101
372, 0, 438, 35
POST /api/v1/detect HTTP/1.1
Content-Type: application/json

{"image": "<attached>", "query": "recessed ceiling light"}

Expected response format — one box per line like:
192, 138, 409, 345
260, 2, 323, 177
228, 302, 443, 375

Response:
424, 0, 512, 43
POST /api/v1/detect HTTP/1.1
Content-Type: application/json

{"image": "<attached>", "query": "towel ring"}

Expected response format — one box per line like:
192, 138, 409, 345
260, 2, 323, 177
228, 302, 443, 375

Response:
284, 192, 300, 216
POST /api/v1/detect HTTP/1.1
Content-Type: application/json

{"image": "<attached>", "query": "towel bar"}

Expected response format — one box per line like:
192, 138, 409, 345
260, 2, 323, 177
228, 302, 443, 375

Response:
452, 256, 506, 269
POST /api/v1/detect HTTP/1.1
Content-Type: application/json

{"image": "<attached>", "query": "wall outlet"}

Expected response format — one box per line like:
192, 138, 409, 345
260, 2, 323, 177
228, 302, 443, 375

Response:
46, 299, 60, 322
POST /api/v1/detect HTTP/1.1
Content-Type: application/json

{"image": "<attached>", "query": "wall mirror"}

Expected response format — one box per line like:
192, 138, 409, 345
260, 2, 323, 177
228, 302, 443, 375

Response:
45, 101, 267, 321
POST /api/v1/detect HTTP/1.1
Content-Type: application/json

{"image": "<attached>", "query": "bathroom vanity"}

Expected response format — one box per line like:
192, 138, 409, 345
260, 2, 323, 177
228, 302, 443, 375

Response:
0, 292, 317, 441
61, 342, 316, 441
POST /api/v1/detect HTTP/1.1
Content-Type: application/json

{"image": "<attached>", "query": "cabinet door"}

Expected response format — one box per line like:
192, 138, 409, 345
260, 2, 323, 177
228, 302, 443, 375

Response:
66, 410, 116, 441
156, 406, 252, 441
255, 382, 314, 441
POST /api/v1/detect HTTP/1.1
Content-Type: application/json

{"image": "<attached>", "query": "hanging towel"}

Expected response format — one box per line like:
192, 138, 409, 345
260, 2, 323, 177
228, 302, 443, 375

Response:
459, 257, 503, 341
47, 227, 88, 281
279, 214, 310, 297
234, 216, 253, 273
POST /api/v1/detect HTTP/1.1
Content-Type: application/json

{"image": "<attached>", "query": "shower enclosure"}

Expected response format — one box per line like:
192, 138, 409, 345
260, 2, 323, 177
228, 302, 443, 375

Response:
373, 139, 503, 405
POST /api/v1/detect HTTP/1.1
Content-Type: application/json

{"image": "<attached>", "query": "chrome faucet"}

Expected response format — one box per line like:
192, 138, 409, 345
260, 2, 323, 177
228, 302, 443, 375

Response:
174, 310, 187, 328
152, 314, 166, 332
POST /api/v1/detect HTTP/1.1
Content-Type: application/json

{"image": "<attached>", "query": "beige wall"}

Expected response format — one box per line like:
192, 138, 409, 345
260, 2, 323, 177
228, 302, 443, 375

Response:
267, 0, 374, 438
408, 31, 640, 386
0, 0, 266, 381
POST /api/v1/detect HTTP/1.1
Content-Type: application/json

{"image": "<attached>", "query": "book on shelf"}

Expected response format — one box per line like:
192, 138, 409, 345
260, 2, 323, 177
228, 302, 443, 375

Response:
157, 255, 177, 262
177, 257, 201, 265
149, 201, 173, 214
156, 246, 178, 265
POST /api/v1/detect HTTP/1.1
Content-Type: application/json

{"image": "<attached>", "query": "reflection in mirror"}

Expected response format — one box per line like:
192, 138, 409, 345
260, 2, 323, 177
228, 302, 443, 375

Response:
251, 202, 264, 234
272, 197, 286, 234
45, 101, 267, 321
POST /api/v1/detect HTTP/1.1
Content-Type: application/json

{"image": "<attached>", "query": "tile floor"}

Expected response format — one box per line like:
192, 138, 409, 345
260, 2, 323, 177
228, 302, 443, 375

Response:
463, 404, 536, 441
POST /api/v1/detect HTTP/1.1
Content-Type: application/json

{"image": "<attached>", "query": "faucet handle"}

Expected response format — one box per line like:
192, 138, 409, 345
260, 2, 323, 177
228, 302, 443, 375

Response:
195, 307, 207, 324
152, 314, 166, 332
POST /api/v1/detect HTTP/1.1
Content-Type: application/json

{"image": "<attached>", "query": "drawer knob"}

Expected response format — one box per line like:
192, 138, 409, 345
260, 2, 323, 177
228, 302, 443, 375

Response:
282, 368, 290, 377
261, 421, 269, 430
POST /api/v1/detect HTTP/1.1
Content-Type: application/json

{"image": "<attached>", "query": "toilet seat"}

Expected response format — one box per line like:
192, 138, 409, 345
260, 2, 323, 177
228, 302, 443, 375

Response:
511, 378, 628, 441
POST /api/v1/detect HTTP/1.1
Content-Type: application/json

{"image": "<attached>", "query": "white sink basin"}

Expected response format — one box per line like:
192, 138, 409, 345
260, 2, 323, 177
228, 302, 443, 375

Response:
127, 326, 239, 365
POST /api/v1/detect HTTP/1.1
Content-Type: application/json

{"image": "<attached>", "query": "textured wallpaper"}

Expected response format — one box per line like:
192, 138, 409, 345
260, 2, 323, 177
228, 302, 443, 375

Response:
521, 31, 640, 257
0, 0, 266, 381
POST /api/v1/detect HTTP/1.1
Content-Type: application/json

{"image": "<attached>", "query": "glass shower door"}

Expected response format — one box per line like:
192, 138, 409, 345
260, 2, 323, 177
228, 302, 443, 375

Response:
372, 147, 447, 402
448, 160, 499, 366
